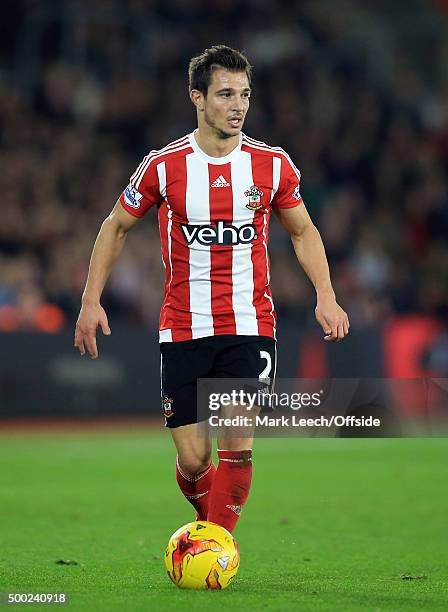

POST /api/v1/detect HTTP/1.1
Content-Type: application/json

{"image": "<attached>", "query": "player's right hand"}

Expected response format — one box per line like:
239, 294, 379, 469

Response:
74, 301, 111, 359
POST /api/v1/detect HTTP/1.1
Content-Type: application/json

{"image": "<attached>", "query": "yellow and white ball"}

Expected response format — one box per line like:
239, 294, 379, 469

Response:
164, 521, 240, 589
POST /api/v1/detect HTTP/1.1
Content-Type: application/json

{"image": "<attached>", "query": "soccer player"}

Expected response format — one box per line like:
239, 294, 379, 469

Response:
74, 45, 349, 533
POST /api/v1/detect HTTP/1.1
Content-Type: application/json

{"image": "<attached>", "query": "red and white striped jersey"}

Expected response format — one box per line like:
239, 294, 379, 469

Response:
119, 131, 302, 342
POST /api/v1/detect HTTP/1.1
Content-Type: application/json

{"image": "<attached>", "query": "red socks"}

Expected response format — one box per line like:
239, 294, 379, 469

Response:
175, 456, 216, 521
207, 450, 253, 533
176, 450, 253, 533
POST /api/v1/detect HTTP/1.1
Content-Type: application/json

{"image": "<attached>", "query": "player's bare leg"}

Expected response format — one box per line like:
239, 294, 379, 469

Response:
170, 422, 212, 474
170, 423, 216, 521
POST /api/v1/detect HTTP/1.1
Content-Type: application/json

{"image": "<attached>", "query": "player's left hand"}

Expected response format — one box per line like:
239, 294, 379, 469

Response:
315, 295, 349, 342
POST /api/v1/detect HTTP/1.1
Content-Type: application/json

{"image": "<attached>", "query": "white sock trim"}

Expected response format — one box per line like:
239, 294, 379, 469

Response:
217, 450, 252, 463
185, 491, 209, 500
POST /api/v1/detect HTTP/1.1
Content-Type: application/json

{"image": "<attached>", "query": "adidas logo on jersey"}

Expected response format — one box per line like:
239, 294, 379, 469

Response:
211, 175, 230, 188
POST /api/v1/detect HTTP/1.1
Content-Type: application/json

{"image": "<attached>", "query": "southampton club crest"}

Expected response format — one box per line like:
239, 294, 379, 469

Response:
244, 185, 264, 211
162, 396, 174, 418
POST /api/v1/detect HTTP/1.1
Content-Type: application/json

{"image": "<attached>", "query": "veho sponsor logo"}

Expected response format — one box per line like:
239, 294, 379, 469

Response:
181, 220, 258, 246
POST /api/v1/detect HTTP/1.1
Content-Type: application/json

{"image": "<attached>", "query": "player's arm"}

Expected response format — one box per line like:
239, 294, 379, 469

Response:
274, 203, 349, 341
74, 201, 141, 358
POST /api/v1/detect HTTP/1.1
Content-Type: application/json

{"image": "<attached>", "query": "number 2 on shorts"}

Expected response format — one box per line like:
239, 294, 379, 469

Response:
259, 350, 272, 383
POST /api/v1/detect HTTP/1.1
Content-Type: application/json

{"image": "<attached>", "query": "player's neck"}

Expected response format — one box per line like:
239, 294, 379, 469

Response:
194, 127, 240, 158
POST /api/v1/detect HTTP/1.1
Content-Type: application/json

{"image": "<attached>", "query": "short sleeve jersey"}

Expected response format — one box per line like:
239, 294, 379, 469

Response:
119, 131, 302, 342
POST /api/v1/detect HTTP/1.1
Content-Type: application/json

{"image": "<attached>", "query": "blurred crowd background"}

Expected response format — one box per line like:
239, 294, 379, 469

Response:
1, 0, 447, 335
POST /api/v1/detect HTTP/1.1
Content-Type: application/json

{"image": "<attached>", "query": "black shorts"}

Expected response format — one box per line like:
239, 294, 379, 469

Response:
160, 335, 277, 428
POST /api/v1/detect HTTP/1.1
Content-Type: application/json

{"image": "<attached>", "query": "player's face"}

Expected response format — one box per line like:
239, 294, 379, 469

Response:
202, 69, 251, 139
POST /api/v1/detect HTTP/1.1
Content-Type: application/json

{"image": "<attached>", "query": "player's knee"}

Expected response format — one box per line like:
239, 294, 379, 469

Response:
177, 453, 212, 478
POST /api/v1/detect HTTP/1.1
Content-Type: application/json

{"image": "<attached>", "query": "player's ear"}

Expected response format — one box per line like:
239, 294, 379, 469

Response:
190, 89, 205, 112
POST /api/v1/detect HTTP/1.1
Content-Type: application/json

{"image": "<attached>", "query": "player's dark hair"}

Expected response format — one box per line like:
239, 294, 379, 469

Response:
188, 45, 252, 96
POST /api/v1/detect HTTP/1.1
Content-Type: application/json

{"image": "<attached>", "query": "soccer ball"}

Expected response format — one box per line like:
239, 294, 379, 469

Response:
164, 521, 240, 590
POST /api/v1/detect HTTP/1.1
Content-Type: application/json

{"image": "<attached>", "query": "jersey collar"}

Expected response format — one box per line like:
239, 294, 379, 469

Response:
188, 129, 243, 165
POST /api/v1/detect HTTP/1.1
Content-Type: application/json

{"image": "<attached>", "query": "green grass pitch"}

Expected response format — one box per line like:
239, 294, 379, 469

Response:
1, 429, 447, 611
